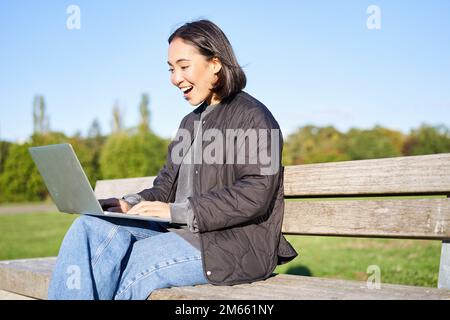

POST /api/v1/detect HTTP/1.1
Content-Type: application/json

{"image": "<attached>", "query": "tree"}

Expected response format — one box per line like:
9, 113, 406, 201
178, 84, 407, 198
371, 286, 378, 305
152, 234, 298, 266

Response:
86, 118, 106, 185
0, 141, 11, 174
403, 124, 450, 155
88, 118, 102, 139
30, 131, 67, 147
343, 126, 404, 160
138, 93, 150, 134
0, 140, 12, 203
33, 95, 50, 134
68, 135, 99, 188
283, 125, 350, 165
0, 142, 46, 202
99, 131, 168, 180
111, 101, 123, 133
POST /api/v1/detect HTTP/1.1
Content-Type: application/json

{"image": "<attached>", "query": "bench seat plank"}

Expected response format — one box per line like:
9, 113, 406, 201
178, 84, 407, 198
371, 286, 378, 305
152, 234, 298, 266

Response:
0, 289, 35, 300
0, 257, 55, 300
150, 274, 450, 300
1, 257, 449, 300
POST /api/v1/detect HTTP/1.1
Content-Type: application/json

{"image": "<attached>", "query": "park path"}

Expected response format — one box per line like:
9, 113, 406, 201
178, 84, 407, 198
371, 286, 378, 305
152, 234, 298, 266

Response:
0, 202, 57, 215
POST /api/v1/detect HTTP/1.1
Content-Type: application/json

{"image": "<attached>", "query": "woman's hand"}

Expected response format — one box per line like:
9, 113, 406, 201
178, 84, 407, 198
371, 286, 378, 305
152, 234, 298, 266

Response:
126, 201, 171, 219
98, 198, 132, 213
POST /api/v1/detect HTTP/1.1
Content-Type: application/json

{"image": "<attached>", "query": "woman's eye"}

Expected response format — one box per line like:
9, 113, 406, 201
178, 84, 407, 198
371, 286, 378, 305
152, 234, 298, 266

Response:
168, 66, 188, 72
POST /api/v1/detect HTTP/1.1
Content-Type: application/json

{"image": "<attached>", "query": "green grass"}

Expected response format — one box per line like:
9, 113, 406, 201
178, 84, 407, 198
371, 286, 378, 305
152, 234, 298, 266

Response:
274, 235, 441, 287
0, 212, 77, 260
0, 211, 442, 287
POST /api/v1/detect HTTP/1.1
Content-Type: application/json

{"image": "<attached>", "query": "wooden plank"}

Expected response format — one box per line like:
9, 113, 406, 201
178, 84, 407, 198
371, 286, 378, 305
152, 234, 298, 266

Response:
282, 198, 450, 239
94, 177, 155, 199
0, 289, 35, 300
149, 274, 450, 300
284, 153, 450, 196
0, 258, 55, 300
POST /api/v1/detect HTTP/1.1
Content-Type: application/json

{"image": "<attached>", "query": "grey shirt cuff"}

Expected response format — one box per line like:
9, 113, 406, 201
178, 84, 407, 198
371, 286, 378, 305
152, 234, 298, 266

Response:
169, 200, 188, 224
169, 200, 199, 233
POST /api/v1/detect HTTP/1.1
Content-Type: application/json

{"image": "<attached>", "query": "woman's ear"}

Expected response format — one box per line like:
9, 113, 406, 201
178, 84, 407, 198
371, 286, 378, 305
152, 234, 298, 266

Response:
210, 57, 222, 74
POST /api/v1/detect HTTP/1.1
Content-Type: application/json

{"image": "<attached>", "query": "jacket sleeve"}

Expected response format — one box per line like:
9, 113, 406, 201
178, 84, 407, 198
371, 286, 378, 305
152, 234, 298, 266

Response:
136, 117, 187, 202
188, 110, 283, 233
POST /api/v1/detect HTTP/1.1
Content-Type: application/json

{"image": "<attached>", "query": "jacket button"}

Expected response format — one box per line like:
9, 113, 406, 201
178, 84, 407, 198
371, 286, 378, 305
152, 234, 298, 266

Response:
206, 271, 212, 276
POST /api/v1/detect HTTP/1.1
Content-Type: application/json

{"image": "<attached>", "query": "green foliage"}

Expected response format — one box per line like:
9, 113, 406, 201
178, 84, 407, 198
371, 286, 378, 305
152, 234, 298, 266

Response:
284, 124, 407, 165
342, 126, 404, 160
84, 136, 106, 186
30, 132, 67, 146
31, 131, 106, 191
283, 125, 350, 165
100, 130, 169, 179
0, 140, 12, 175
68, 136, 100, 188
0, 142, 46, 202
0, 132, 105, 203
0, 141, 12, 202
403, 123, 450, 155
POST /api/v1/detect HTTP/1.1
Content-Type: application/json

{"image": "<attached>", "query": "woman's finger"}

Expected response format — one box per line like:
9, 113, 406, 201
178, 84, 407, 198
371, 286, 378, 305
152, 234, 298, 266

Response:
99, 198, 119, 209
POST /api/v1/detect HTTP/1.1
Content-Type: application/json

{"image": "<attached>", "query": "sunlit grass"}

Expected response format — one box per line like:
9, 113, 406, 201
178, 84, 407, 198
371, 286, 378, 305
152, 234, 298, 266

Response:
0, 212, 77, 260
275, 235, 441, 287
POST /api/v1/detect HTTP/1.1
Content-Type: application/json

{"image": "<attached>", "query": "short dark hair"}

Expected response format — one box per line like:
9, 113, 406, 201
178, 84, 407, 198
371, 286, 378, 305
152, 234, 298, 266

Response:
168, 19, 246, 102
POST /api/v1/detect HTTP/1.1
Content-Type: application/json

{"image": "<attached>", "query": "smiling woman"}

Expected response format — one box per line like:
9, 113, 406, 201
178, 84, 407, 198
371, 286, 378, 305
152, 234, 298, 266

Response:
47, 19, 297, 300
168, 38, 222, 105
166, 20, 246, 106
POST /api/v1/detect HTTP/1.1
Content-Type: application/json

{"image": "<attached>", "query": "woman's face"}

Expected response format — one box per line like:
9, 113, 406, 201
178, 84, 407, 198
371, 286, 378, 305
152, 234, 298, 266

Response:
168, 37, 222, 106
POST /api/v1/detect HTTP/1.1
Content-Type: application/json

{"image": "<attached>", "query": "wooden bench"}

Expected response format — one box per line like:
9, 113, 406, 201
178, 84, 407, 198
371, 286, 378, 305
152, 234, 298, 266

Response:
1, 153, 450, 299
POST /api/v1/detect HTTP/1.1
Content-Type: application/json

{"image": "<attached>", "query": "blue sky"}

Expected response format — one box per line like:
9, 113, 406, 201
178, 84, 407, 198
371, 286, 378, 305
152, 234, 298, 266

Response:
1, 0, 449, 143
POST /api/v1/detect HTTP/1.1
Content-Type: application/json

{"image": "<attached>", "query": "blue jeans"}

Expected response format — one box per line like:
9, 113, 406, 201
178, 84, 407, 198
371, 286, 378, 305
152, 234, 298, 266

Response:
48, 214, 207, 300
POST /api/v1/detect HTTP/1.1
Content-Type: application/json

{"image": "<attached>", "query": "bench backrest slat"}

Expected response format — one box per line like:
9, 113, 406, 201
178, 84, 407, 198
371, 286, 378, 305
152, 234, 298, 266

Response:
284, 153, 450, 197
95, 177, 155, 199
283, 198, 450, 239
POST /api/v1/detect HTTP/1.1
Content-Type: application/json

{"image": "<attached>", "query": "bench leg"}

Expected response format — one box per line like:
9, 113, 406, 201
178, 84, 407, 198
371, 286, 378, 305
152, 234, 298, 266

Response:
438, 240, 450, 289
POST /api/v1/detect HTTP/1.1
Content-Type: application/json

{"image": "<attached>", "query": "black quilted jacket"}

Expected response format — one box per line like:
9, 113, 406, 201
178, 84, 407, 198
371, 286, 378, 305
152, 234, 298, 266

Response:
138, 91, 298, 285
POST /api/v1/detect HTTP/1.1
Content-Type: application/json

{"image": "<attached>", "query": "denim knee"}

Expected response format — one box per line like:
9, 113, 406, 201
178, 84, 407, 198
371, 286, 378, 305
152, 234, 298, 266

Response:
70, 215, 110, 234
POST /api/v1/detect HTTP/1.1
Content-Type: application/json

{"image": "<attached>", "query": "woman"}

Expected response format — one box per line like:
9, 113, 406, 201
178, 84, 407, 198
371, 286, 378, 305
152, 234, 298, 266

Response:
48, 19, 297, 300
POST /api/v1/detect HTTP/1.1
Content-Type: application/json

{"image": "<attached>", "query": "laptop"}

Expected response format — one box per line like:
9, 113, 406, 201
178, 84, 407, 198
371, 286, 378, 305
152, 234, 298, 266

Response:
28, 143, 169, 222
